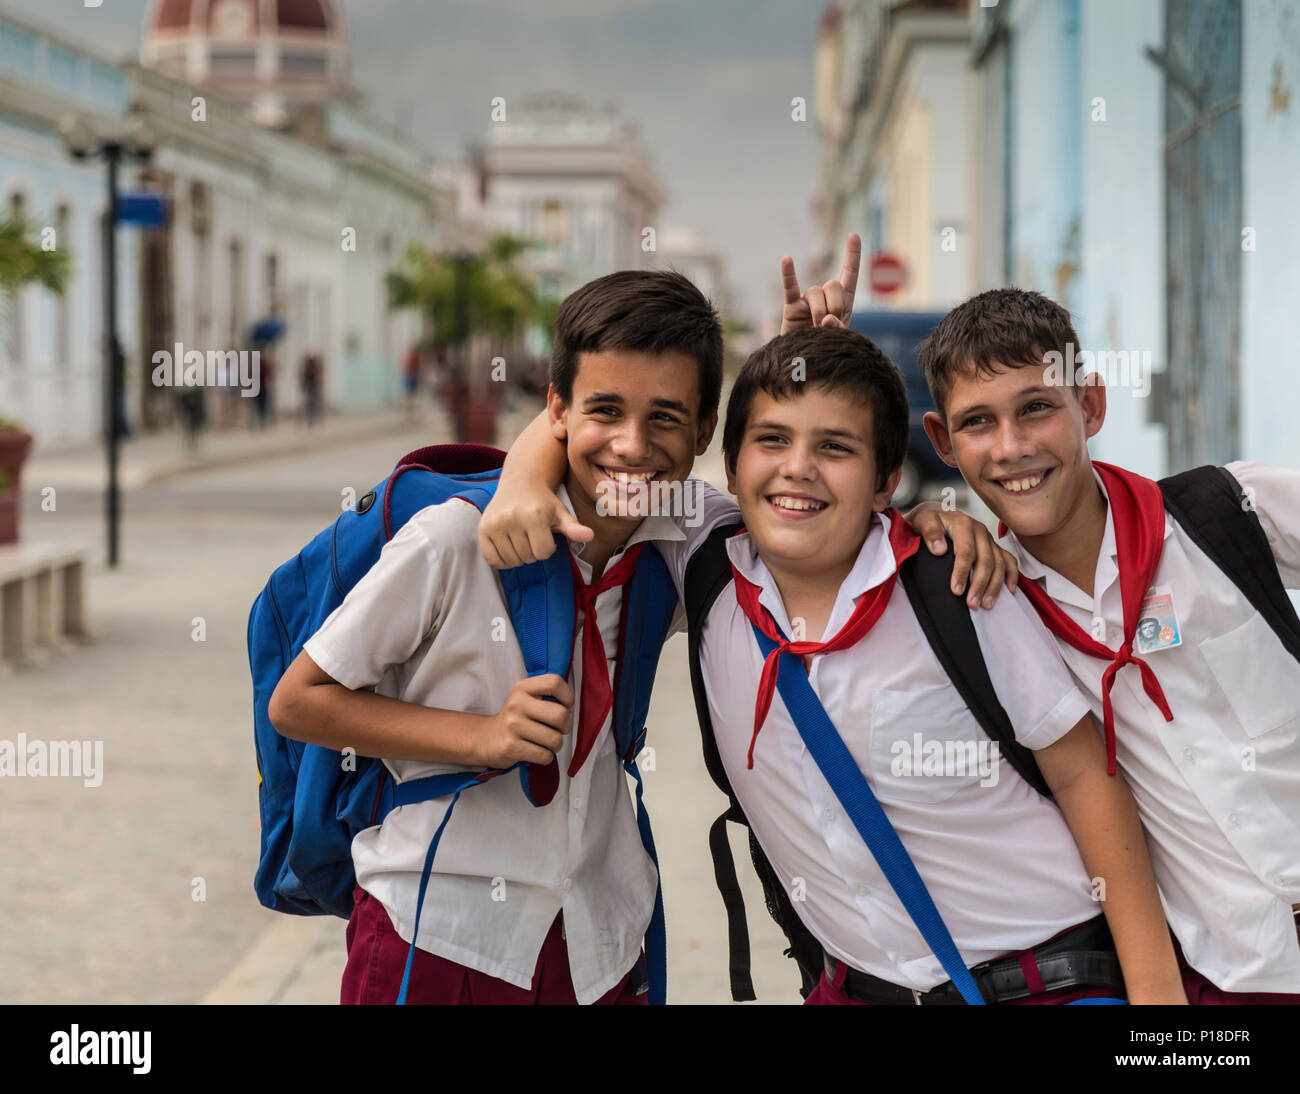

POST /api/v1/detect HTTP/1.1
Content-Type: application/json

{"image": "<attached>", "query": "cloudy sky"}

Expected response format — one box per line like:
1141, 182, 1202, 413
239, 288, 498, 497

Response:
10, 0, 823, 326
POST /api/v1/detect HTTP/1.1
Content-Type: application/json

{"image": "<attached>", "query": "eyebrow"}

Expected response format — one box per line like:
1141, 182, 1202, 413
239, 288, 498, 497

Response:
583, 392, 691, 415
949, 386, 1055, 421
749, 420, 864, 443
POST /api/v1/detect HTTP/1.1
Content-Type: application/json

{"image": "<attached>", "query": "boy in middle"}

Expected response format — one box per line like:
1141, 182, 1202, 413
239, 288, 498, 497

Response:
484, 323, 1186, 1004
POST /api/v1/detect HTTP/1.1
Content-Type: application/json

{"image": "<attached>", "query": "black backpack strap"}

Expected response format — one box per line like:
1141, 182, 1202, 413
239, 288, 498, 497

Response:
1159, 465, 1300, 664
686, 521, 755, 1002
685, 521, 824, 1000
898, 542, 1053, 799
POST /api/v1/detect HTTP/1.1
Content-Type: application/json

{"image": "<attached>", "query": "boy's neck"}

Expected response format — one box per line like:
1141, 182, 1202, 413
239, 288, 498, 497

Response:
564, 472, 642, 580
759, 542, 863, 641
1016, 474, 1109, 597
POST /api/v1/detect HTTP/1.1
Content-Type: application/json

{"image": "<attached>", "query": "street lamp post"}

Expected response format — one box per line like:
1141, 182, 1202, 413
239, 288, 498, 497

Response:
61, 112, 155, 568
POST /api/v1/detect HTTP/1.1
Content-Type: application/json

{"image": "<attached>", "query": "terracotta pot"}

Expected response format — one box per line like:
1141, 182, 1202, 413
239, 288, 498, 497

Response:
0, 429, 33, 545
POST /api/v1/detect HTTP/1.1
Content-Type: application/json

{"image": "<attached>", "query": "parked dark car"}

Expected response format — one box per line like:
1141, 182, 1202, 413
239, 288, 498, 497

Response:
848, 309, 962, 508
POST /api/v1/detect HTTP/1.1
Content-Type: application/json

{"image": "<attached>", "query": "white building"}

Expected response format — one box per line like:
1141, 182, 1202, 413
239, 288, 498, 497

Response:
0, 8, 137, 446
478, 92, 666, 300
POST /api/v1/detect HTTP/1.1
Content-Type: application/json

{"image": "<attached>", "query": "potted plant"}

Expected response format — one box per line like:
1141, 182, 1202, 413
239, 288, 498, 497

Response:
0, 416, 32, 545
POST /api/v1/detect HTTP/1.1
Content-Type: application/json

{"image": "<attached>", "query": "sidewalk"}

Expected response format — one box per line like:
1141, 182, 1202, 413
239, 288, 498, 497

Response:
22, 403, 462, 493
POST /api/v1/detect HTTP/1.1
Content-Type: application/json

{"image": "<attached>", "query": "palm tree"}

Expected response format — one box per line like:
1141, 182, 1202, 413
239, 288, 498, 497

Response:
0, 211, 70, 296
387, 233, 544, 441
1, 211, 70, 430
387, 232, 542, 363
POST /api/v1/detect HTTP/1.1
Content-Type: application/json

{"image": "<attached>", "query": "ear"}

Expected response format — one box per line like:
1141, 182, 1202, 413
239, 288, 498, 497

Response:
723, 448, 738, 496
1078, 372, 1107, 440
696, 409, 718, 455
875, 465, 904, 512
923, 411, 959, 469
546, 384, 568, 441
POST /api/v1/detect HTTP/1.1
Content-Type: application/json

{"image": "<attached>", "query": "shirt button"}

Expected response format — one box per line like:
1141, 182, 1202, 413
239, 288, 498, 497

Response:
572, 796, 583, 810
1182, 747, 1196, 762
856, 883, 870, 897
822, 807, 835, 824
562, 878, 573, 891
1227, 813, 1241, 828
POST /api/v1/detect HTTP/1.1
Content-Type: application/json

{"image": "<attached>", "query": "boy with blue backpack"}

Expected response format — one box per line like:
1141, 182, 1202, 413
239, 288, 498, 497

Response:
481, 323, 1186, 1003
254, 267, 997, 1005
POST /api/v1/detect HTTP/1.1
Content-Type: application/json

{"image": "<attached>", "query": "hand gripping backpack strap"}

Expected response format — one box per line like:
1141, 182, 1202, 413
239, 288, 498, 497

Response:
749, 621, 987, 1005
1159, 465, 1300, 664
390, 527, 576, 1005
898, 544, 1053, 799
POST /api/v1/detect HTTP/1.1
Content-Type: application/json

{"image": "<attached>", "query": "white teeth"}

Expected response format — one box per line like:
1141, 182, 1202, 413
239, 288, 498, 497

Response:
607, 468, 655, 484
770, 496, 827, 511
1004, 474, 1043, 493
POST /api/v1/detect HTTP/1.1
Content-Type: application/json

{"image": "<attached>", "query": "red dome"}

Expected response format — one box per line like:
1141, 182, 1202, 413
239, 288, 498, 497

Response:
149, 0, 337, 33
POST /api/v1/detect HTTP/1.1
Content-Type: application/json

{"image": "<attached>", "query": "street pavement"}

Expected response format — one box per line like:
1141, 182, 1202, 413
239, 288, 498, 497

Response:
2, 399, 798, 1005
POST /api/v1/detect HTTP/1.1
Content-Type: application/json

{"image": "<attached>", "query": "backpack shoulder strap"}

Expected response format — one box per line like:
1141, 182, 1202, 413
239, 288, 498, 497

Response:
898, 543, 1053, 799
1159, 465, 1300, 664
612, 543, 678, 764
684, 521, 825, 1001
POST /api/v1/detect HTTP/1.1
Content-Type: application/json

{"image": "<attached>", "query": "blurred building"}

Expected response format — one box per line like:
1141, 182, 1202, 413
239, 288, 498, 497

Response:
814, 0, 974, 309
655, 227, 732, 314
0, 1, 450, 447
431, 93, 671, 306
969, 0, 1299, 476
0, 8, 137, 446
141, 0, 353, 128
816, 0, 1300, 477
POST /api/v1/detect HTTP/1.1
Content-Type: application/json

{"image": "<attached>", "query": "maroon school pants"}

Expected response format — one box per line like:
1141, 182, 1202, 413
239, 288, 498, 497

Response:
1174, 933, 1300, 1005
340, 884, 647, 1005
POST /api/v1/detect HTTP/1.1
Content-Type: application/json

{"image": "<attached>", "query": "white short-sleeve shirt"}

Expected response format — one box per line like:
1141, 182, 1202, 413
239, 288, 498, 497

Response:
303, 487, 690, 1004
683, 505, 1099, 992
1000, 461, 1300, 993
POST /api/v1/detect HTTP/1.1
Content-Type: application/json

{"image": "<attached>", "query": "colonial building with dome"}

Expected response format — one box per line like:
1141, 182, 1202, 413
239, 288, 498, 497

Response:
141, 0, 350, 127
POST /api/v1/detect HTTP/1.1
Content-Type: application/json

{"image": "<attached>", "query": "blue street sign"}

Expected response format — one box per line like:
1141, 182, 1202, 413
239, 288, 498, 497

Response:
116, 193, 168, 229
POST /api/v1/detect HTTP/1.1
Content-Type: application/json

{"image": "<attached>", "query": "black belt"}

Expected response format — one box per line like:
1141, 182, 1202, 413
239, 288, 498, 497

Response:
824, 916, 1124, 1005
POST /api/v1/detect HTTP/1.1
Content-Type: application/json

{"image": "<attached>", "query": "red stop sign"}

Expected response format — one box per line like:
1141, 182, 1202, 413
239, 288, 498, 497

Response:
868, 252, 907, 295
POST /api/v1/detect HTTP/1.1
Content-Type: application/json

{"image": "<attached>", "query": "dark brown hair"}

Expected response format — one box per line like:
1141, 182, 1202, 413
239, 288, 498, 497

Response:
917, 287, 1081, 417
550, 269, 723, 421
721, 327, 908, 491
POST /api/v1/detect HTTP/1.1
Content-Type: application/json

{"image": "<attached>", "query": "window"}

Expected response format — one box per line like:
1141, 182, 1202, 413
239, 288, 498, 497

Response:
4, 193, 26, 367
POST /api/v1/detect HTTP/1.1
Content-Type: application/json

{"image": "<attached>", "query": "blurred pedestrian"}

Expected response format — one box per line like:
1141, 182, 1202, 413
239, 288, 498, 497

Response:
301, 352, 323, 427
253, 350, 275, 429
401, 345, 421, 419
178, 385, 205, 450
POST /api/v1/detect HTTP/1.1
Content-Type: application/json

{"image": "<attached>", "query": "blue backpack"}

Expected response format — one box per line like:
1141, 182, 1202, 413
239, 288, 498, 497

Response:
247, 443, 678, 1003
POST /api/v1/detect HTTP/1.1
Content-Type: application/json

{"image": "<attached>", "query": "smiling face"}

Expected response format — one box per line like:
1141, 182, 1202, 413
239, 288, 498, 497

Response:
547, 347, 716, 542
726, 385, 900, 588
923, 360, 1106, 542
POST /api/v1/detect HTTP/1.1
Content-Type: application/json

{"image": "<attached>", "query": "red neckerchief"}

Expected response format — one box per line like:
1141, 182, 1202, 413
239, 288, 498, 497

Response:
566, 542, 645, 778
1002, 461, 1174, 774
729, 510, 921, 768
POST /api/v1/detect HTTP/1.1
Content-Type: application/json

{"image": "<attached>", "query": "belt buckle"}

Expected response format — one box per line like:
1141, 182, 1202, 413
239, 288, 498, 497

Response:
912, 988, 923, 1005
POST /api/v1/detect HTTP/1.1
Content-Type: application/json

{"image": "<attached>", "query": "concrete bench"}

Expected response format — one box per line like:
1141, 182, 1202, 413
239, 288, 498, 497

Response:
0, 542, 89, 672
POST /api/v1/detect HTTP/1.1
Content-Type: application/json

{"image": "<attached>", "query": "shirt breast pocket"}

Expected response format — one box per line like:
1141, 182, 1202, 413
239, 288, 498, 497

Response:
869, 684, 990, 805
1199, 609, 1300, 739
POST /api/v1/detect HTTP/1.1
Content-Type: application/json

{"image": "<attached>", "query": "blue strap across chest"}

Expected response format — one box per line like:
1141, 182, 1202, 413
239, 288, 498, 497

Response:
748, 621, 987, 1005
